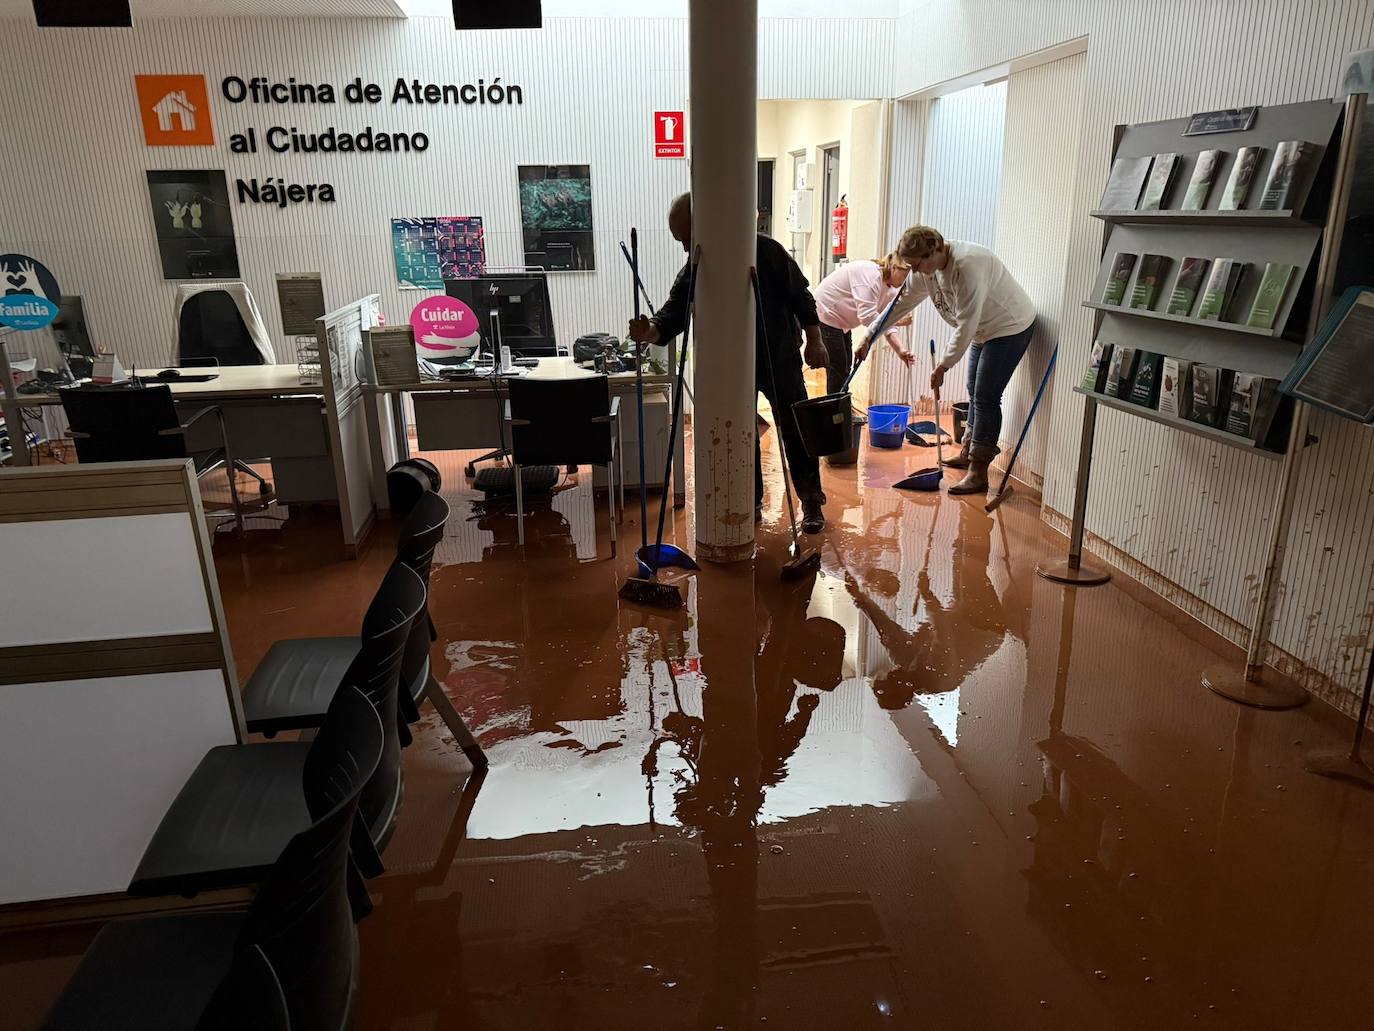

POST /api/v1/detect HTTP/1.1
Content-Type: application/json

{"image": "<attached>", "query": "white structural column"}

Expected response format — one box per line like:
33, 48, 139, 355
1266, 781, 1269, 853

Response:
690, 0, 758, 563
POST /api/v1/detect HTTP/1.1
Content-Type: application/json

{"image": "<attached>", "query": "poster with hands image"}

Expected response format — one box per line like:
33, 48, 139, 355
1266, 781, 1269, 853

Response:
0, 253, 62, 330
145, 169, 239, 279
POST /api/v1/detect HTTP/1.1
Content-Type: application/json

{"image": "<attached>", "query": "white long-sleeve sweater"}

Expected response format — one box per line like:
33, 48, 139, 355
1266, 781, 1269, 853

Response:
871, 241, 1035, 370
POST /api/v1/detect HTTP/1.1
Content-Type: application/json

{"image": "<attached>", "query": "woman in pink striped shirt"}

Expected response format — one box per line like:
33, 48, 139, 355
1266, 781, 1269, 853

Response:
813, 253, 916, 396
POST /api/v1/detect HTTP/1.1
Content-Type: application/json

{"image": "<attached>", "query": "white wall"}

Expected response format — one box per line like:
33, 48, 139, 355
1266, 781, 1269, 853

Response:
991, 51, 1088, 489
0, 14, 894, 372
891, 0, 1374, 714
758, 99, 871, 285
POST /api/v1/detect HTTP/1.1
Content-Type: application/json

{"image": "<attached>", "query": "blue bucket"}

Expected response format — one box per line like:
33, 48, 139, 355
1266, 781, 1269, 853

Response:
867, 404, 910, 449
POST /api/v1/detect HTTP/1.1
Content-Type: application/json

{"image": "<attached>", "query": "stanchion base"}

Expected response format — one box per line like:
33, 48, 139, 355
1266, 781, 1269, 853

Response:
1303, 749, 1374, 790
1035, 559, 1111, 587
1201, 667, 1309, 710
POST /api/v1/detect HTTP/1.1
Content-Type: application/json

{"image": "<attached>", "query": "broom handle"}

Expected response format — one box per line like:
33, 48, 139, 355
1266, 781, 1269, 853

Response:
992, 346, 1058, 498
630, 229, 649, 550
751, 266, 804, 558
841, 288, 905, 393
929, 339, 944, 470
620, 240, 658, 316
651, 246, 700, 562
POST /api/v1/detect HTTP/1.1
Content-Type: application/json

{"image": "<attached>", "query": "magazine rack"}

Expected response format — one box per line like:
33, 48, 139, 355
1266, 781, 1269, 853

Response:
1037, 93, 1367, 712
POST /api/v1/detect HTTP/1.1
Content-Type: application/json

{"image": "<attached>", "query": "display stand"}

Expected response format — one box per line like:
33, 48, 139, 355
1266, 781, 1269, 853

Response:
1038, 95, 1365, 713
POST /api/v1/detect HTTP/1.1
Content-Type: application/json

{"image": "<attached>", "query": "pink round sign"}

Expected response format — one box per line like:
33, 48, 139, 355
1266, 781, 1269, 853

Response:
410, 294, 481, 361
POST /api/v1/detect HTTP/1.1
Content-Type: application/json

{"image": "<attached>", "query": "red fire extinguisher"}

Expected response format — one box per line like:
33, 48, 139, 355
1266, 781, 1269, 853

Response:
831, 195, 849, 260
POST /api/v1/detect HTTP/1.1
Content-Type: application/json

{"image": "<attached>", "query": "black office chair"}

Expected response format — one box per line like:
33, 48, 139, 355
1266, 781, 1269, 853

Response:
128, 562, 425, 899
505, 375, 621, 557
175, 284, 275, 496
241, 492, 488, 769
59, 384, 243, 533
40, 686, 382, 1031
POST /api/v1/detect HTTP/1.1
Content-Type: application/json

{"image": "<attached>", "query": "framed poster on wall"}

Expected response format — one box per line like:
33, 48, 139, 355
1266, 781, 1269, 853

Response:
144, 170, 239, 280
517, 164, 594, 271
391, 217, 486, 289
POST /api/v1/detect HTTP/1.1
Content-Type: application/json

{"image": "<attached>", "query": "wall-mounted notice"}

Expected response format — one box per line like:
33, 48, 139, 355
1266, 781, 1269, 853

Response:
275, 273, 326, 336
518, 164, 595, 271
655, 111, 685, 158
1281, 287, 1374, 422
145, 170, 240, 279
391, 217, 486, 289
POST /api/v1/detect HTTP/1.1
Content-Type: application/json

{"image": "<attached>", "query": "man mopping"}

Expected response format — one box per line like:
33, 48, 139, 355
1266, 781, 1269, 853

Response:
629, 193, 830, 533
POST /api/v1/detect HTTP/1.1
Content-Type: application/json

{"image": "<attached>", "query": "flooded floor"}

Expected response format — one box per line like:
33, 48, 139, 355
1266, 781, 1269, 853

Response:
4, 431, 1374, 1030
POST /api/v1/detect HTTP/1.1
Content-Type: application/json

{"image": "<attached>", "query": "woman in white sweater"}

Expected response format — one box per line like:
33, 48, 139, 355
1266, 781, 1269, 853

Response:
876, 225, 1036, 494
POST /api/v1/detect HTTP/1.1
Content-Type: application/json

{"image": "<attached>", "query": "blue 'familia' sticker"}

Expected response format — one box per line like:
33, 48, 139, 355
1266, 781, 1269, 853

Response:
0, 254, 61, 331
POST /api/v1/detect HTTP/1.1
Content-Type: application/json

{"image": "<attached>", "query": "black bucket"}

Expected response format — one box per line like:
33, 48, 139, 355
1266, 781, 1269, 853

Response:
952, 401, 970, 444
825, 416, 862, 466
793, 391, 855, 458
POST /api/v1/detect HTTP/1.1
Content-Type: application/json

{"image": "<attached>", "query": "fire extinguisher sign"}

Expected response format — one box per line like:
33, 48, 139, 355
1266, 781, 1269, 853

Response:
655, 111, 685, 158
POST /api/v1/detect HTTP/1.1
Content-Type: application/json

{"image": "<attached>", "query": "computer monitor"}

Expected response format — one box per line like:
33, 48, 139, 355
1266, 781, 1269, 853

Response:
51, 296, 96, 379
444, 272, 557, 358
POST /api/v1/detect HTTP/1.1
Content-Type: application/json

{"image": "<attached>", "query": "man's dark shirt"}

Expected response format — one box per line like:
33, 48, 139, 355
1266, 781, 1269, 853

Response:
652, 234, 819, 380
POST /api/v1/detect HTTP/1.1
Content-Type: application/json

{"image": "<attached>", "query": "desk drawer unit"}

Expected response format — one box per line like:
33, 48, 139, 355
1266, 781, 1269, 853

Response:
178, 398, 334, 505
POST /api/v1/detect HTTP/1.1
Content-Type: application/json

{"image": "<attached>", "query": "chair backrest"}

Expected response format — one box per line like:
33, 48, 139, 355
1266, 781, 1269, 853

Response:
176, 286, 270, 367
341, 560, 426, 839
508, 375, 613, 466
59, 385, 189, 463
396, 491, 449, 688
225, 686, 382, 1031
197, 945, 290, 1031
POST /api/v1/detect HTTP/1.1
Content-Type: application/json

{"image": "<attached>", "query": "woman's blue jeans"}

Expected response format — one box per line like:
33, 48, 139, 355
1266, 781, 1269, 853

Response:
963, 321, 1035, 455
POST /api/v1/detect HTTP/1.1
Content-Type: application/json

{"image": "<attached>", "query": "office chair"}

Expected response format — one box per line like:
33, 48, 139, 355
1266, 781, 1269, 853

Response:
40, 686, 382, 1031
128, 562, 425, 899
59, 384, 244, 533
172, 281, 277, 495
241, 491, 488, 769
505, 375, 622, 558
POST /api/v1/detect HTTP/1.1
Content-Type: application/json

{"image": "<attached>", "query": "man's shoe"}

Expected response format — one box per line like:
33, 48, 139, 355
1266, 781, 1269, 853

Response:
801, 499, 825, 534
755, 504, 764, 523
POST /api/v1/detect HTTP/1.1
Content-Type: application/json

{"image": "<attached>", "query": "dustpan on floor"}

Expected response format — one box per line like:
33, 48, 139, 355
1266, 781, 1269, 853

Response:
905, 420, 953, 447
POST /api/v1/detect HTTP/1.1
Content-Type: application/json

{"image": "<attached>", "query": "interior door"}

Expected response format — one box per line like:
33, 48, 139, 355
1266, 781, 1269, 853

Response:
819, 144, 841, 280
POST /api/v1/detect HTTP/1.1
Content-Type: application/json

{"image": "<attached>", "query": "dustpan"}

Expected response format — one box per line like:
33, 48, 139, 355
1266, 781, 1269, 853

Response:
636, 544, 699, 579
905, 420, 953, 447
893, 466, 943, 491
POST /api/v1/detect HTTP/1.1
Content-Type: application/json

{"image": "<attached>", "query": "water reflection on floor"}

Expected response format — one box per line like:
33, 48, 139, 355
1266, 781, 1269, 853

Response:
4, 434, 1373, 1031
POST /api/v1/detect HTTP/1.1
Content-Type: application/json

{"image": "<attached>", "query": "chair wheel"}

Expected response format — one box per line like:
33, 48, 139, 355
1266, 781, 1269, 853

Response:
567, 464, 577, 474
465, 464, 477, 479
258, 481, 273, 495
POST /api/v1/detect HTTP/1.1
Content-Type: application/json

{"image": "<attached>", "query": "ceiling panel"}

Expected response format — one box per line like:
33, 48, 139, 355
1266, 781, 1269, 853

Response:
1, 0, 408, 18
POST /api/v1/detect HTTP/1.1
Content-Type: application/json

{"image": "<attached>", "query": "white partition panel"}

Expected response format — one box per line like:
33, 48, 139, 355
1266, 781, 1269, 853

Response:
0, 515, 211, 647
0, 461, 242, 918
0, 670, 235, 905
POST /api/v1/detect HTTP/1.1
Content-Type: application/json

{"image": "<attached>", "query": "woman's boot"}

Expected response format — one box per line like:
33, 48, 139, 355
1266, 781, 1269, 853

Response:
947, 444, 996, 495
942, 441, 971, 469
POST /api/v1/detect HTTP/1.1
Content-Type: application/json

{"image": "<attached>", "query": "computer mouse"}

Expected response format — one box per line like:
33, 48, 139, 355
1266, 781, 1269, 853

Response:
157, 368, 182, 381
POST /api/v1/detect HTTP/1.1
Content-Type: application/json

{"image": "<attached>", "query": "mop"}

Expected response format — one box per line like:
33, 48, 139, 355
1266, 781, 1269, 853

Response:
619, 246, 701, 608
893, 339, 945, 492
984, 347, 1058, 514
751, 266, 821, 579
635, 260, 700, 579
619, 240, 695, 406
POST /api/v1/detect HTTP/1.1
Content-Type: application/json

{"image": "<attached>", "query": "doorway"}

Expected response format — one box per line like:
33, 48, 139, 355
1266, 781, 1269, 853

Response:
819, 143, 840, 280
757, 159, 774, 236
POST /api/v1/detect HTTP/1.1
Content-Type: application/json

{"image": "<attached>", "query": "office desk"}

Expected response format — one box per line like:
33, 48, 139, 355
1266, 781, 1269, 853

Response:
0, 366, 337, 508
364, 357, 686, 511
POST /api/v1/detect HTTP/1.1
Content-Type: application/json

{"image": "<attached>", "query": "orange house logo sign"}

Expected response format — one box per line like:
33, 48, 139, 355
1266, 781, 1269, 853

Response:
134, 74, 215, 146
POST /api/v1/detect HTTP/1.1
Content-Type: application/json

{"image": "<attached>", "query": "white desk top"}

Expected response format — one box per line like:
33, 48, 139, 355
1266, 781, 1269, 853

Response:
10, 365, 322, 407
367, 356, 672, 395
